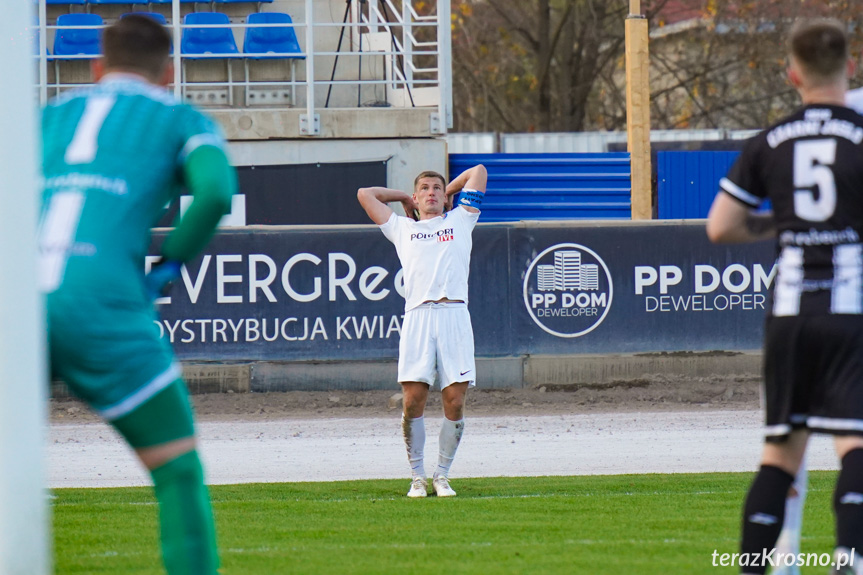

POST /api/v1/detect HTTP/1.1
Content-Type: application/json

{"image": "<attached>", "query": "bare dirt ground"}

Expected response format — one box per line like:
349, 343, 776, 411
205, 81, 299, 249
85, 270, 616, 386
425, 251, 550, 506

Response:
50, 374, 797, 487
49, 373, 761, 424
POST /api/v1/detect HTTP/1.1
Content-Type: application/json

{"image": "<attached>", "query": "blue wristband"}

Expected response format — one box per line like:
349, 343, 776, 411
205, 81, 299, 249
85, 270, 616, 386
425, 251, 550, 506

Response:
457, 190, 484, 208
145, 259, 182, 300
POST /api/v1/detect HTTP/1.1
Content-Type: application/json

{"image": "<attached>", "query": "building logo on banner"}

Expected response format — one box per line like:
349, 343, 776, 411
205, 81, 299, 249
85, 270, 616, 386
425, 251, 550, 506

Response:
523, 243, 613, 338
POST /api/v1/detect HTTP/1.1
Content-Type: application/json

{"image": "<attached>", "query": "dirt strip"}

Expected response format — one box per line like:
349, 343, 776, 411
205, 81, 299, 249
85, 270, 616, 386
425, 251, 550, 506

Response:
50, 373, 762, 424
48, 373, 824, 489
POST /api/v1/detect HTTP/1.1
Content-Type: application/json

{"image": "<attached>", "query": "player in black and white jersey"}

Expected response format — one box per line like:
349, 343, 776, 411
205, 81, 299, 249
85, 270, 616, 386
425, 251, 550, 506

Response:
357, 164, 487, 498
774, 50, 863, 575
708, 19, 863, 575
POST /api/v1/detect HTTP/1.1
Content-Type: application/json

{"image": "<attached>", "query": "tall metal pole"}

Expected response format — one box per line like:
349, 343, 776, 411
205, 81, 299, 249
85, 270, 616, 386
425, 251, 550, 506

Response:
306, 0, 315, 122
173, 0, 182, 100
38, 0, 48, 104
625, 0, 652, 219
302, 0, 319, 135
439, 0, 452, 129
0, 2, 50, 574
403, 1, 413, 91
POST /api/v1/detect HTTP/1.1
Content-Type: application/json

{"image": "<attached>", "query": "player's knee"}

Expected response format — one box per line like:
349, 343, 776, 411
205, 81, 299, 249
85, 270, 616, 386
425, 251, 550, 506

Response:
151, 448, 204, 487
404, 402, 425, 418
443, 397, 465, 419
137, 437, 197, 471
401, 382, 429, 417
402, 394, 426, 418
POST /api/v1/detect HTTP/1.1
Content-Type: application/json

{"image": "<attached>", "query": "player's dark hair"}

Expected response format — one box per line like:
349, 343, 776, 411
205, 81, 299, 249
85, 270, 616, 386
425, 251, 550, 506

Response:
788, 19, 848, 84
102, 15, 171, 80
414, 170, 446, 191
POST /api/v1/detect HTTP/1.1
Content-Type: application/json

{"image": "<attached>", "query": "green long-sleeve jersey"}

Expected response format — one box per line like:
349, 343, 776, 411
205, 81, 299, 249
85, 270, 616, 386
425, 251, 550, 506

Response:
39, 74, 235, 304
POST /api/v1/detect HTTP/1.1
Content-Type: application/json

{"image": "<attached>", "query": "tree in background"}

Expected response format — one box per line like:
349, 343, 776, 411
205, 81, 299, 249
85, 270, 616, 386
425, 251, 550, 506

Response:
449, 0, 863, 133
451, 0, 637, 132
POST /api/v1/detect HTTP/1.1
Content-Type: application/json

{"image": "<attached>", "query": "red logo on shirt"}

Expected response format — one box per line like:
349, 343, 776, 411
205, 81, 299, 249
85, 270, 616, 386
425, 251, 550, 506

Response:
437, 234, 454, 242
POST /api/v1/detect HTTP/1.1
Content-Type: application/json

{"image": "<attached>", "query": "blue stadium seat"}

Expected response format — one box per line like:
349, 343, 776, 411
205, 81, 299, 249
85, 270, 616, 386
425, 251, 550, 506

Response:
181, 12, 240, 104
146, 0, 198, 4
46, 0, 86, 5
52, 14, 102, 97
181, 12, 239, 57
243, 12, 302, 59
243, 12, 303, 105
53, 13, 102, 58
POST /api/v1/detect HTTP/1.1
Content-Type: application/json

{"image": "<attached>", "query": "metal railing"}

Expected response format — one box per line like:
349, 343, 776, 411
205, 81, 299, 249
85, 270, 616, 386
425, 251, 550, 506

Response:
359, 0, 452, 130
33, 0, 453, 135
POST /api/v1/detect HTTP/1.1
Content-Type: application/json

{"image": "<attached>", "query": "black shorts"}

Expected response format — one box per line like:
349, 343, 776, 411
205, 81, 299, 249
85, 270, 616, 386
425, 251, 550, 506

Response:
764, 315, 863, 442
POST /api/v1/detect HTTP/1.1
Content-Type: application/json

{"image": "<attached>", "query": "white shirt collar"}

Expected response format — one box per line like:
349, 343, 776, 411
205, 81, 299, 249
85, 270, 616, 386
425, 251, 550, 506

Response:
100, 72, 156, 86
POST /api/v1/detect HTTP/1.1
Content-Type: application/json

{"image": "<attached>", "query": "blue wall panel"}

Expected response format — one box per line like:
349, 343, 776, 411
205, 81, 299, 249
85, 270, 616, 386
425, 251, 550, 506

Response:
657, 151, 739, 219
449, 153, 631, 221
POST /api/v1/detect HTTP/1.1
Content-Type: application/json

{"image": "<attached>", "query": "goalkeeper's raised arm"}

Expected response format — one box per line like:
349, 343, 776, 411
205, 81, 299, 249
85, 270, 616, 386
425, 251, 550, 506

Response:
147, 132, 236, 300
161, 146, 236, 264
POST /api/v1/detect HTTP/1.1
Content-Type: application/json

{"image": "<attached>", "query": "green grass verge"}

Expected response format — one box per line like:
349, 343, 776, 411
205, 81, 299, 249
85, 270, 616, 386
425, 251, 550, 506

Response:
54, 471, 839, 574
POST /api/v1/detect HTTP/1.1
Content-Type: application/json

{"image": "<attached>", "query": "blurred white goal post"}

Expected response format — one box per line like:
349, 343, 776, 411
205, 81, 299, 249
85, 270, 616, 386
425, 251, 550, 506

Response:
0, 2, 50, 574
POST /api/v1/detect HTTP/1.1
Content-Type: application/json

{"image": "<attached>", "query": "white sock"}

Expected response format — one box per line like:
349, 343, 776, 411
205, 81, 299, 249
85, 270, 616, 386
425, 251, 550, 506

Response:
435, 418, 464, 478
402, 415, 425, 478
776, 457, 807, 558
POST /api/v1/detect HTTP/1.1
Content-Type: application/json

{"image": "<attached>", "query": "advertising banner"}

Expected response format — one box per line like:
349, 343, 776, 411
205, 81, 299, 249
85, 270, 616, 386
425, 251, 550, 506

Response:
152, 221, 775, 361
514, 224, 774, 354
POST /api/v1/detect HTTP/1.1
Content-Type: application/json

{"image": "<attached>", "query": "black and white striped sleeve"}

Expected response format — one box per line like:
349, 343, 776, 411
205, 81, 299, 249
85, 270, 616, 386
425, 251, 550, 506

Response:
719, 136, 767, 208
719, 176, 762, 208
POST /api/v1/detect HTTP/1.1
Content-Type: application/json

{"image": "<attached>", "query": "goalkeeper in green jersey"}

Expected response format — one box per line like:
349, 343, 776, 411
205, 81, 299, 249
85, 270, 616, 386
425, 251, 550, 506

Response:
39, 15, 236, 574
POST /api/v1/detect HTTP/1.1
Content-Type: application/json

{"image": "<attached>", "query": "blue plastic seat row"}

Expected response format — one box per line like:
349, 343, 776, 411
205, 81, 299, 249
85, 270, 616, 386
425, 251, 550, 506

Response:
48, 12, 302, 59
183, 12, 302, 60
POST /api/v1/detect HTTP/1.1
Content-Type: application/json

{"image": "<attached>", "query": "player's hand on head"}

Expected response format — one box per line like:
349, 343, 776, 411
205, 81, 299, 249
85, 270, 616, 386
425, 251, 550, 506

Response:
402, 197, 419, 221
444, 194, 454, 213
145, 258, 182, 300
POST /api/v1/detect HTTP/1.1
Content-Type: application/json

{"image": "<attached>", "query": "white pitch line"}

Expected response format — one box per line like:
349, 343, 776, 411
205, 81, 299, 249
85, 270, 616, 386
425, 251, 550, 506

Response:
47, 410, 839, 488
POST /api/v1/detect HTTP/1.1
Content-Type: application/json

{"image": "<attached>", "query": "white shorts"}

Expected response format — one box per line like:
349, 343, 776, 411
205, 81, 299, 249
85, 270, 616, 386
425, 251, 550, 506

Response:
398, 302, 476, 389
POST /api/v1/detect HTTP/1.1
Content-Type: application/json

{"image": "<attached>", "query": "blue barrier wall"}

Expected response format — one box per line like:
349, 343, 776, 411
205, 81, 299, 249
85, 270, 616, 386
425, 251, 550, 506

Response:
657, 151, 740, 219
151, 220, 775, 361
448, 153, 631, 221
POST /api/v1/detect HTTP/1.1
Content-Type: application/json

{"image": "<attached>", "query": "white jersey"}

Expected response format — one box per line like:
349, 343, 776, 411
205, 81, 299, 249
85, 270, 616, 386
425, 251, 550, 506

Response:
847, 87, 863, 114
380, 205, 480, 312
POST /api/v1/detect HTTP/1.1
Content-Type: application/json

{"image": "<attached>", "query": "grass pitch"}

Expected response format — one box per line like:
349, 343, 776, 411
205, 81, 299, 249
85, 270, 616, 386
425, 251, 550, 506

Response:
55, 472, 838, 574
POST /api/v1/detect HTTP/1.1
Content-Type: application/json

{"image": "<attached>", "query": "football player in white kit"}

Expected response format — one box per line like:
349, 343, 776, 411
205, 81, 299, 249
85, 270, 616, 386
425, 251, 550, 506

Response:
357, 164, 487, 498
